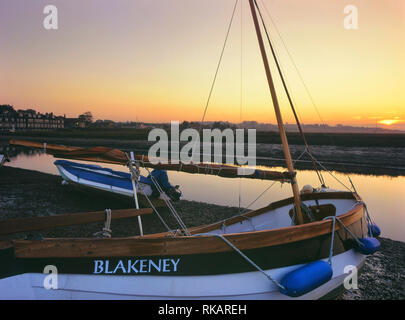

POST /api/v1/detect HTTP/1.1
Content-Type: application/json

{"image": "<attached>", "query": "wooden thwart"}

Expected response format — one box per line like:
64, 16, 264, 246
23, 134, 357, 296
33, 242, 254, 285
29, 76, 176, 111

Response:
0, 208, 152, 236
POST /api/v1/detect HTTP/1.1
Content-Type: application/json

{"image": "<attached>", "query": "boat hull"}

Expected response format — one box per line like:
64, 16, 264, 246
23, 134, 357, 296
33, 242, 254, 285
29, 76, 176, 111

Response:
55, 160, 168, 207
0, 191, 369, 300
0, 249, 365, 300
1, 212, 365, 277
0, 155, 6, 167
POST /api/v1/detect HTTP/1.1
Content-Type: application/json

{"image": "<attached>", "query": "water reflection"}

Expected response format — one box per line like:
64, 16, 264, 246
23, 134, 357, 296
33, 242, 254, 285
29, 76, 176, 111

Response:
2, 151, 405, 242
2, 143, 405, 177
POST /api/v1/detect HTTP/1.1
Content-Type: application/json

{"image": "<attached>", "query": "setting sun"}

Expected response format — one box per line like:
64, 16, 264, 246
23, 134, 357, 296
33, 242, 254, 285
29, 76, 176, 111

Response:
378, 119, 402, 126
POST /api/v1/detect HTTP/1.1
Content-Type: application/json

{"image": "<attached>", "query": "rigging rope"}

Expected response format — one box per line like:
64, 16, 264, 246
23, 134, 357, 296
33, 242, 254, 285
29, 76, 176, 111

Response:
93, 209, 112, 238
242, 148, 307, 212
357, 201, 377, 237
126, 156, 175, 236
312, 157, 353, 192
135, 181, 175, 236
142, 165, 191, 236
253, 0, 325, 186
195, 233, 285, 290
127, 155, 144, 236
200, 0, 239, 125
238, 0, 243, 214
258, 0, 335, 147
323, 215, 365, 251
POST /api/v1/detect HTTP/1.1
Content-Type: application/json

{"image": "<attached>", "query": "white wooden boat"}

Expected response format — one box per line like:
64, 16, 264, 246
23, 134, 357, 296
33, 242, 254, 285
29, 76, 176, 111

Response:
0, 189, 375, 299
0, 0, 381, 300
54, 160, 181, 206
0, 154, 7, 167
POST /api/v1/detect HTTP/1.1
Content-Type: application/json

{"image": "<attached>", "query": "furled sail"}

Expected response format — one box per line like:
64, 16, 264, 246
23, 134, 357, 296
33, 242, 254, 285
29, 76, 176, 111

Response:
9, 139, 294, 182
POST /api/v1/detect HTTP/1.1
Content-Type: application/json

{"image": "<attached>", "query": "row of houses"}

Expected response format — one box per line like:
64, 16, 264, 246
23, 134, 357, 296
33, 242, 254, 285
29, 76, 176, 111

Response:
0, 105, 67, 131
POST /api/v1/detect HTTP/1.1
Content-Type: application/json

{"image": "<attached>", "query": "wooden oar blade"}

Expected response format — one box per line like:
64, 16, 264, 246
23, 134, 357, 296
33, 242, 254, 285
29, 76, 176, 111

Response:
9, 139, 79, 152
10, 139, 128, 165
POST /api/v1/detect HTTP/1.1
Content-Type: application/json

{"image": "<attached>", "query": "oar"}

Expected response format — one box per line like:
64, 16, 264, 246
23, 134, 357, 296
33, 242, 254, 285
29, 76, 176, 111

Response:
9, 139, 80, 152
9, 139, 293, 181
0, 208, 152, 236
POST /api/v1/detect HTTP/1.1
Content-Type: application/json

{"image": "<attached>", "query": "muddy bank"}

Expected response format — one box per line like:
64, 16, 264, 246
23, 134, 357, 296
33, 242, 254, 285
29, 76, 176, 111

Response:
0, 166, 404, 300
0, 166, 242, 238
337, 237, 405, 300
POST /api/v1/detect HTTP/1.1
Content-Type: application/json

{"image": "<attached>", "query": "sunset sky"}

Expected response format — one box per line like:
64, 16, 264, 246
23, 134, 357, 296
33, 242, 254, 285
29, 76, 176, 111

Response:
0, 0, 404, 130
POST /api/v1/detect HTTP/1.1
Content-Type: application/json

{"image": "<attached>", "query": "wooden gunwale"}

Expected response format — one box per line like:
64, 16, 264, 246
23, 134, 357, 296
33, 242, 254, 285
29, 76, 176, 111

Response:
13, 197, 364, 259
142, 191, 360, 237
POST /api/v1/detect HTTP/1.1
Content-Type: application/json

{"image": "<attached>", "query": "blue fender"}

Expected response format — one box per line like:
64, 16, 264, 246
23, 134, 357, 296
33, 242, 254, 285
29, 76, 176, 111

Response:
369, 222, 381, 237
356, 237, 381, 255
280, 260, 333, 297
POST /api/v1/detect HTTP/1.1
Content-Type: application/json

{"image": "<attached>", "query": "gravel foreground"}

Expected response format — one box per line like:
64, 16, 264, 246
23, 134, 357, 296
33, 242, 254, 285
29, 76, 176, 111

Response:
0, 166, 404, 300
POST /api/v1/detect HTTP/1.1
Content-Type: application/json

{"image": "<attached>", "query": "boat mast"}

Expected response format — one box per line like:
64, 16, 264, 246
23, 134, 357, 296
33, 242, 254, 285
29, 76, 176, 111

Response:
248, 0, 304, 224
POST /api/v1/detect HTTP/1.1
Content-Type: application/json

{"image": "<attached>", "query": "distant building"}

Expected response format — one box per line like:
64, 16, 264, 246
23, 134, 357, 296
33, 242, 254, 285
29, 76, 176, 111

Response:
64, 118, 86, 128
93, 119, 115, 128
0, 105, 64, 131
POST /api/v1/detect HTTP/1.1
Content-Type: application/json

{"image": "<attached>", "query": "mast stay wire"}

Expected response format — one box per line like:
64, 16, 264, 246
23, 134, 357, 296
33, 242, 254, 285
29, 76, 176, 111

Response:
126, 153, 190, 236
258, 0, 356, 189
253, 0, 325, 186
242, 148, 308, 212
125, 158, 175, 236
258, 0, 334, 146
257, 1, 309, 140
196, 1, 349, 214
238, 0, 243, 214
241, 147, 354, 213
126, 1, 239, 236
143, 165, 191, 236
193, 0, 239, 166
200, 0, 239, 126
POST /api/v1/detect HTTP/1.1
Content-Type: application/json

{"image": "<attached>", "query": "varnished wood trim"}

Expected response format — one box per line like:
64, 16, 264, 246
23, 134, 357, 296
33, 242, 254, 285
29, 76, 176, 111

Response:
182, 191, 356, 235
9, 140, 79, 152
13, 204, 364, 258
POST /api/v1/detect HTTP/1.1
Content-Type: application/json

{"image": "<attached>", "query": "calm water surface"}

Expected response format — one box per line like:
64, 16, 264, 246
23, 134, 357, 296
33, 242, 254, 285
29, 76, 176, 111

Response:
5, 152, 405, 242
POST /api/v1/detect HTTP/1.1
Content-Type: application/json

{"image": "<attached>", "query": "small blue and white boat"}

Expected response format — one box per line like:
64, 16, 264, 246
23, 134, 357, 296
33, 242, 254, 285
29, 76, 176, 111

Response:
54, 160, 181, 206
0, 154, 9, 167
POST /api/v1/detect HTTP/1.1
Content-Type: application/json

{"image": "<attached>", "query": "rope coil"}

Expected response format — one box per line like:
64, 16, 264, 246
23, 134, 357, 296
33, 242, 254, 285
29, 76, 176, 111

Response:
93, 209, 112, 238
